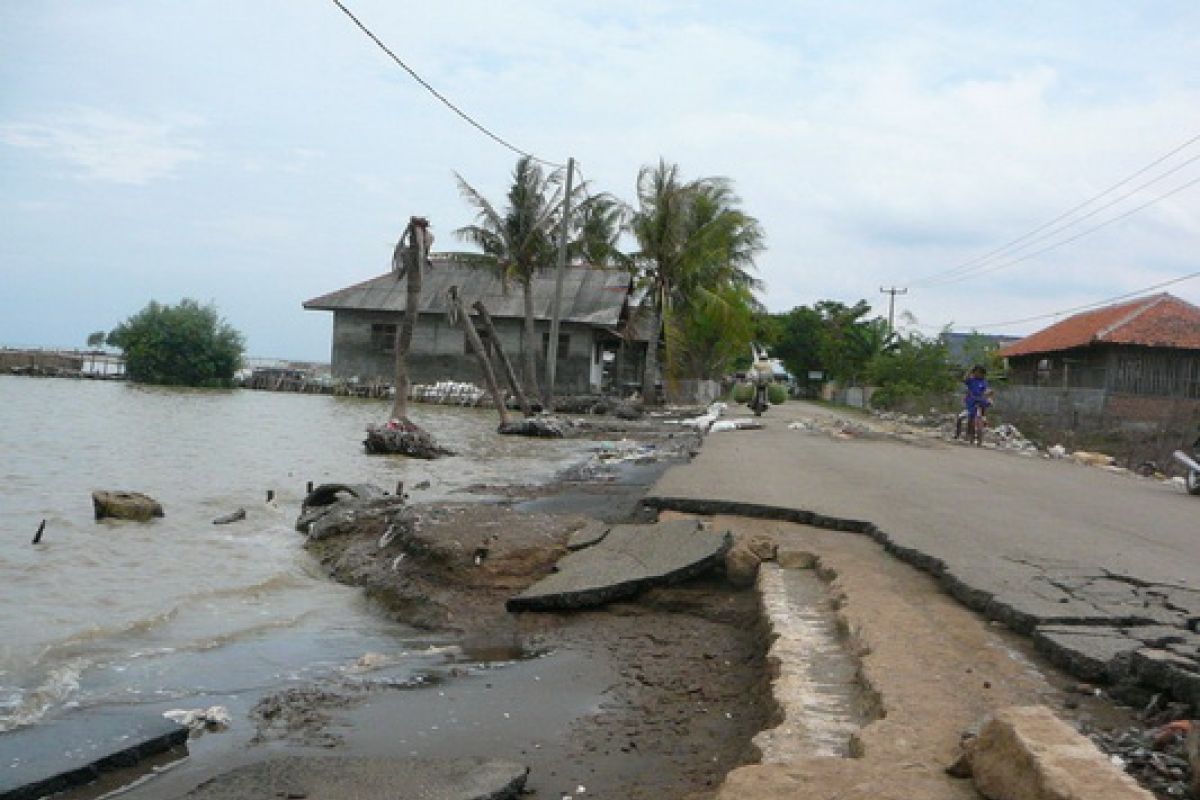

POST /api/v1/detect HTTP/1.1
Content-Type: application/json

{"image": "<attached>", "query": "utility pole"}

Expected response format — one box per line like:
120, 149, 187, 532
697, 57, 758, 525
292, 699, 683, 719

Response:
879, 286, 908, 335
544, 156, 575, 411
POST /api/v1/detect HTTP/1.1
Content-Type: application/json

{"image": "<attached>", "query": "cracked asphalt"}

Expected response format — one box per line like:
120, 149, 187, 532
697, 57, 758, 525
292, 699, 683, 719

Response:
646, 399, 1200, 710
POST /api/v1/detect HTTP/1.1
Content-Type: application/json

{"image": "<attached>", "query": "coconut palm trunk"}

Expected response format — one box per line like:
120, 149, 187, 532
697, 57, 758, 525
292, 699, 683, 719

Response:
521, 279, 540, 404
390, 218, 426, 421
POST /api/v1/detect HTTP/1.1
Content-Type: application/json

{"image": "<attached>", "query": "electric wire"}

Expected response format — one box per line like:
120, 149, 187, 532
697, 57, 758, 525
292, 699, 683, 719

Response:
906, 130, 1200, 287
919, 155, 1200, 287
925, 173, 1200, 287
328, 0, 563, 169
972, 269, 1200, 330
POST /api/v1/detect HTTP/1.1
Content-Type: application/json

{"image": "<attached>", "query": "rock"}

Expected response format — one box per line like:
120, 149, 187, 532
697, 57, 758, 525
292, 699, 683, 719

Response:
724, 533, 777, 588
497, 416, 566, 438
92, 490, 164, 522
969, 705, 1155, 799
507, 519, 732, 611
212, 508, 246, 525
1072, 450, 1116, 467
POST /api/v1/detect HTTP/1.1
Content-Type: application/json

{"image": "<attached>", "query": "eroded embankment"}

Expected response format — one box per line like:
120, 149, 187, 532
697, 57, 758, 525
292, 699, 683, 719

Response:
645, 496, 1200, 717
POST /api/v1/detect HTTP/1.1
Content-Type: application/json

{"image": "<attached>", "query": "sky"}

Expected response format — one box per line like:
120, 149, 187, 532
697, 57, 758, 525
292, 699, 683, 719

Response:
2, 1, 1198, 361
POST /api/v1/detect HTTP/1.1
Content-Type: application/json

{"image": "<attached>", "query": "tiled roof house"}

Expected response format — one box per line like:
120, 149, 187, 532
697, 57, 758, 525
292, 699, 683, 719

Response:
998, 293, 1200, 399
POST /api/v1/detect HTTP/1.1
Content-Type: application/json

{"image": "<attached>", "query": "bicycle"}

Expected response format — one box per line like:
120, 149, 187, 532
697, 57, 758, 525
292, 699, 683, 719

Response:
966, 405, 987, 446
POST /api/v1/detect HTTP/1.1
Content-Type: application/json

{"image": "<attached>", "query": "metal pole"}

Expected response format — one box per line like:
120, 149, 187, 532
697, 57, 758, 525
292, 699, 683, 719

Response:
544, 157, 575, 411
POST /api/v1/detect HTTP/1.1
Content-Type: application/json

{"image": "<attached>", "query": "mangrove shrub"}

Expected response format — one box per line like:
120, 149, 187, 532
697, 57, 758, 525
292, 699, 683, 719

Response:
107, 299, 245, 387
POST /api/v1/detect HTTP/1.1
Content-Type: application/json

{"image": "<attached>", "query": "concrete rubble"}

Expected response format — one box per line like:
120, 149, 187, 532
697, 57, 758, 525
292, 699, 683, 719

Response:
967, 705, 1155, 800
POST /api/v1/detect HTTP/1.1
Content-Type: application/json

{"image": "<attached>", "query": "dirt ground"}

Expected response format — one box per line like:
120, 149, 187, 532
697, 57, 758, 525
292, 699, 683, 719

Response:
284, 497, 774, 799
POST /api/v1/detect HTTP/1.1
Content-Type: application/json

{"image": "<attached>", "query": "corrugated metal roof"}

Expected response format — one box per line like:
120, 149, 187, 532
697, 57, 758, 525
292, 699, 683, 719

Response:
998, 293, 1200, 358
303, 257, 633, 327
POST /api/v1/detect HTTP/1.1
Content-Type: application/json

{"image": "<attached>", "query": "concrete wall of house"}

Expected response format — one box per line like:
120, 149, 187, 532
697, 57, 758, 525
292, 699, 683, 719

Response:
329, 310, 601, 393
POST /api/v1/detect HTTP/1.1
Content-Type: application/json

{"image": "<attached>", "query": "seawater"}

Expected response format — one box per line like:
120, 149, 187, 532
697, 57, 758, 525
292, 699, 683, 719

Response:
0, 376, 595, 735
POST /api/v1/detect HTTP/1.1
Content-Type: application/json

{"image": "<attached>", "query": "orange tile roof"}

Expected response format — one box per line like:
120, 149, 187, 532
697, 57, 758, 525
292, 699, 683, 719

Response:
998, 293, 1200, 358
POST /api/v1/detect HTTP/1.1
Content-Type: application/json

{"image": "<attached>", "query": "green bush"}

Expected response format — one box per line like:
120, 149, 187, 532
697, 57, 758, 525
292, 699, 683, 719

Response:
107, 299, 244, 387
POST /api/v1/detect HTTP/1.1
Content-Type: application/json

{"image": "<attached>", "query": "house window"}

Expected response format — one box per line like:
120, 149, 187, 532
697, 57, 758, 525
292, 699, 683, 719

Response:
541, 332, 569, 359
371, 323, 397, 353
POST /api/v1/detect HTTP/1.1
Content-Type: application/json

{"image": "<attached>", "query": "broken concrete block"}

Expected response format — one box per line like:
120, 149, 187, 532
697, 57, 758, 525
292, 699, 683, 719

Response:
507, 519, 731, 611
969, 705, 1154, 800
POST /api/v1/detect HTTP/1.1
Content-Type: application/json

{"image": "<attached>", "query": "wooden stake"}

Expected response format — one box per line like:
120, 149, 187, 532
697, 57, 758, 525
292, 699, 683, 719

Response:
32, 519, 45, 544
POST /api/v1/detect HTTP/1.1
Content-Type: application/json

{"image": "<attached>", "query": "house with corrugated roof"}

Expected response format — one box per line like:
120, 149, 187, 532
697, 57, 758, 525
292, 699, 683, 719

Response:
997, 293, 1200, 427
303, 255, 647, 395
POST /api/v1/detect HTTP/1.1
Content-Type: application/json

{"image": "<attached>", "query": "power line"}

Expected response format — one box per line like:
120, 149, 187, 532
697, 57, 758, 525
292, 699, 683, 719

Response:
328, 0, 563, 169
971, 269, 1200, 331
920, 155, 1200, 288
924, 174, 1200, 287
906, 130, 1200, 287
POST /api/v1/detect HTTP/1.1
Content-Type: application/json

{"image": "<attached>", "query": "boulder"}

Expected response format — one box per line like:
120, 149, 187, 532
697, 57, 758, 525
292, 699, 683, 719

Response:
92, 490, 164, 522
969, 705, 1154, 799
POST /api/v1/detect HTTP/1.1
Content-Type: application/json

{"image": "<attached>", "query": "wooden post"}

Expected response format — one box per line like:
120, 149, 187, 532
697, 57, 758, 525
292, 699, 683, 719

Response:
32, 519, 45, 545
472, 300, 531, 416
448, 287, 510, 426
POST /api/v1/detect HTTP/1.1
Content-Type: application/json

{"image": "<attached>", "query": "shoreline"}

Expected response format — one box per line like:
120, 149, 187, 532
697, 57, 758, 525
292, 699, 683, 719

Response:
45, 412, 774, 800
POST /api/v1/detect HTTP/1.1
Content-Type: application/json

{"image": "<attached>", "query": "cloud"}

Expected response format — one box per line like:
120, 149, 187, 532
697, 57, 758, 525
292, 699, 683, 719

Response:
0, 109, 203, 185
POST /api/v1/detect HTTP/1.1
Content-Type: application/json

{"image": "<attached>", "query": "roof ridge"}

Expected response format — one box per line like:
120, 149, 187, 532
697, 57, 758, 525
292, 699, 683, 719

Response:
1093, 293, 1168, 342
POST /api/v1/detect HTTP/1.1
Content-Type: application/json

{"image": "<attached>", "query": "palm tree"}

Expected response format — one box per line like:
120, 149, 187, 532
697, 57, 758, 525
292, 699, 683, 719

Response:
455, 156, 564, 403
571, 193, 628, 269
628, 159, 765, 401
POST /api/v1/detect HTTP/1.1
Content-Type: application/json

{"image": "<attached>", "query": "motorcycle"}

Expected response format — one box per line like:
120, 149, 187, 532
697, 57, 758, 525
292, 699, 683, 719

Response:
1172, 432, 1200, 496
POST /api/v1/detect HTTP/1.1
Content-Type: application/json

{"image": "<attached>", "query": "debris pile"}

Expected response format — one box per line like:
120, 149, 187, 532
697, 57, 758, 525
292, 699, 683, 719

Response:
1090, 704, 1197, 799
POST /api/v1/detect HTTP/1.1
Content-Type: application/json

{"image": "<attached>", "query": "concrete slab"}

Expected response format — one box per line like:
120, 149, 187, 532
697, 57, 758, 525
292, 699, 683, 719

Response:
506, 519, 731, 611
566, 519, 610, 551
0, 709, 187, 800
182, 756, 528, 800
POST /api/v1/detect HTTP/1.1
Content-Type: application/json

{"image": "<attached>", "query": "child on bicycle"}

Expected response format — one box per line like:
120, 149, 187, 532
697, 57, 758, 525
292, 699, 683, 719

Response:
962, 365, 992, 439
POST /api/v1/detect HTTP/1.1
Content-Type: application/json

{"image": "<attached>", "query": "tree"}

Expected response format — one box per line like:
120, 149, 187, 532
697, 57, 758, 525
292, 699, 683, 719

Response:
455, 157, 566, 404
107, 299, 244, 387
86, 330, 106, 349
866, 330, 956, 408
628, 159, 764, 401
571, 193, 628, 269
667, 282, 757, 380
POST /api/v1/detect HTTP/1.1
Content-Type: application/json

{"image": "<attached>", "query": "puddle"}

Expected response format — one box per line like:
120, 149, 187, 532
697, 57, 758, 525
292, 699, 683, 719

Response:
754, 563, 874, 760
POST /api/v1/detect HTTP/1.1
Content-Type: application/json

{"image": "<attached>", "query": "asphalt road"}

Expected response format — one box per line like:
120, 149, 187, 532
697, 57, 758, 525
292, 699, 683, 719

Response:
647, 399, 1200, 705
